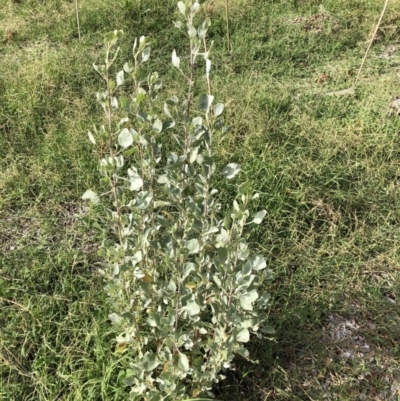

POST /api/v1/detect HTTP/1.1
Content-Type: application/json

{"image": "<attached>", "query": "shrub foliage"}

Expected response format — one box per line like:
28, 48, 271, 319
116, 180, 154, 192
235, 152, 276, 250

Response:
83, 2, 273, 399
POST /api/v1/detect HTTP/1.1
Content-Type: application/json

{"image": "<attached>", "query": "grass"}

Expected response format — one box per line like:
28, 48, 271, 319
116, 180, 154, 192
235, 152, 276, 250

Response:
1, 0, 400, 399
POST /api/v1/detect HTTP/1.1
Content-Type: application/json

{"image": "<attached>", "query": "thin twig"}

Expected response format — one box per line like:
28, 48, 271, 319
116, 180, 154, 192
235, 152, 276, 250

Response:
0, 296, 42, 327
0, 296, 28, 311
354, 0, 390, 87
225, 0, 231, 52
75, 0, 81, 40
186, 0, 195, 119
105, 48, 123, 245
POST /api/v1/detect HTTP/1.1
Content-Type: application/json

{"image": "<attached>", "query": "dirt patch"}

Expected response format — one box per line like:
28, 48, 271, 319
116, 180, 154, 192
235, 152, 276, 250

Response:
288, 6, 340, 35
0, 204, 89, 254
321, 313, 373, 360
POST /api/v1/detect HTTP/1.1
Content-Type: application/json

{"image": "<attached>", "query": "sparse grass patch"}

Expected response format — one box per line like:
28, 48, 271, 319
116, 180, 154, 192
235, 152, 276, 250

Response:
1, 0, 400, 399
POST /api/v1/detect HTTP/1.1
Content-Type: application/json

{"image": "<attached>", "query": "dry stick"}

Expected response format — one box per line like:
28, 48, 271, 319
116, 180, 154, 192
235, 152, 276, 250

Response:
354, 0, 390, 88
75, 0, 81, 40
0, 296, 42, 327
225, 0, 231, 52
0, 296, 28, 311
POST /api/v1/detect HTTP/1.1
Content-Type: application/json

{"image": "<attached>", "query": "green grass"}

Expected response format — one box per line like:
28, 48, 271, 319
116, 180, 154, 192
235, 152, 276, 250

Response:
1, 0, 400, 399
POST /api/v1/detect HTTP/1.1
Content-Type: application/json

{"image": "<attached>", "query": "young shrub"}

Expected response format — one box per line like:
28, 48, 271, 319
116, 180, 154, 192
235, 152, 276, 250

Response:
83, 2, 273, 399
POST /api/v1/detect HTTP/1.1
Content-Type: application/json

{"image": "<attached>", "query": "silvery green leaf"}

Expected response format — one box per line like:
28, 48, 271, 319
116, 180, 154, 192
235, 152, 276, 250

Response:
146, 316, 158, 327
206, 58, 211, 74
136, 191, 152, 209
237, 273, 255, 290
237, 346, 250, 359
213, 103, 224, 117
189, 147, 199, 164
204, 227, 219, 236
192, 2, 200, 11
253, 210, 267, 224
82, 189, 100, 204
202, 16, 211, 31
164, 103, 172, 118
239, 290, 259, 311
162, 119, 175, 132
129, 176, 143, 191
133, 268, 144, 279
240, 319, 253, 328
177, 1, 186, 15
154, 200, 171, 208
188, 24, 197, 38
116, 70, 124, 86
215, 228, 230, 247
236, 328, 250, 343
192, 116, 202, 126
168, 95, 179, 105
157, 175, 169, 185
173, 20, 183, 29
117, 117, 129, 129
104, 30, 119, 44
183, 263, 196, 280
252, 193, 260, 199
242, 262, 252, 276
115, 155, 124, 168
128, 252, 142, 266
142, 352, 160, 371
199, 94, 214, 110
138, 135, 148, 146
185, 239, 200, 254
258, 292, 271, 307
108, 313, 122, 325
261, 325, 275, 334
152, 119, 162, 133
175, 353, 189, 372
172, 49, 180, 69
113, 264, 119, 276
213, 275, 222, 287
265, 269, 274, 279
118, 128, 133, 148
127, 166, 138, 176
111, 96, 118, 109
136, 89, 146, 105
181, 294, 200, 316
123, 62, 134, 73
132, 37, 138, 53
141, 46, 150, 62
222, 125, 231, 134
200, 272, 210, 284
215, 326, 225, 340
88, 131, 96, 144
198, 26, 206, 38
221, 163, 241, 179
249, 255, 266, 271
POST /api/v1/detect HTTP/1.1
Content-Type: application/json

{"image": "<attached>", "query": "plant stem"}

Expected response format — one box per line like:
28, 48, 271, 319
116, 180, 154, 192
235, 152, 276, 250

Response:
105, 49, 122, 244
225, 0, 231, 52
354, 0, 389, 87
186, 0, 195, 120
75, 0, 81, 40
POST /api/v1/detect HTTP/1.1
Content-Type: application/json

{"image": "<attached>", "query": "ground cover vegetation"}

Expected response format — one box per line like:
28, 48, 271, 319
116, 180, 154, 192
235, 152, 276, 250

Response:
1, 0, 400, 400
